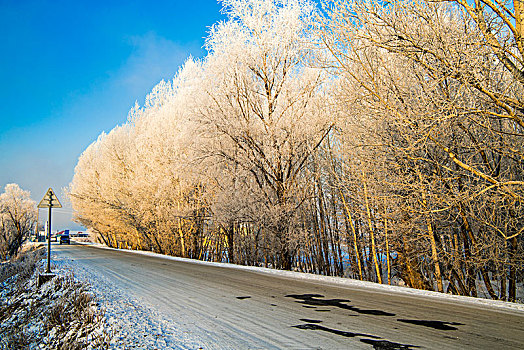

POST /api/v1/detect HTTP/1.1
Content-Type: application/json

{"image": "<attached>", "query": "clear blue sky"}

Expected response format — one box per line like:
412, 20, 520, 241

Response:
0, 0, 225, 230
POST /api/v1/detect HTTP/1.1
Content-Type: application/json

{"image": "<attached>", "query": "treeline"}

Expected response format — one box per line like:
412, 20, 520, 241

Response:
69, 0, 523, 301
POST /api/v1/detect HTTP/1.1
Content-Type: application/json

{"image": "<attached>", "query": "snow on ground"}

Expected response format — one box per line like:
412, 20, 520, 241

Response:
76, 241, 524, 313
0, 248, 109, 349
52, 253, 206, 350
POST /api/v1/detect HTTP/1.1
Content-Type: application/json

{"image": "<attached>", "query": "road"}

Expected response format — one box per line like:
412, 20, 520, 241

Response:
53, 243, 524, 349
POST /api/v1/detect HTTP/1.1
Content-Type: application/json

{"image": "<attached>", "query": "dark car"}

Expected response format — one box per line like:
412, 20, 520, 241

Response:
59, 234, 70, 244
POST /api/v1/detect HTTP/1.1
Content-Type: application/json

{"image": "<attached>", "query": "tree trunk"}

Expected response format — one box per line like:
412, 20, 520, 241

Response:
384, 212, 391, 285
339, 188, 363, 280
362, 176, 382, 284
226, 224, 235, 264
480, 269, 498, 300
508, 236, 518, 302
417, 171, 443, 292
399, 239, 429, 290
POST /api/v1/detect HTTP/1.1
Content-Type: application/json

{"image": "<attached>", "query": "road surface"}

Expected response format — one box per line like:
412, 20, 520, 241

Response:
53, 243, 524, 349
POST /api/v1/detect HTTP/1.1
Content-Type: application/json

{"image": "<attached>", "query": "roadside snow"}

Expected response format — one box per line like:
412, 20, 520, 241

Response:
0, 250, 109, 350
75, 241, 524, 314
52, 254, 206, 349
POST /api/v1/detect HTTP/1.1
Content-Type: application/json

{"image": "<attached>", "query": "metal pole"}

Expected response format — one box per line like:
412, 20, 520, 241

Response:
47, 206, 52, 273
34, 209, 39, 242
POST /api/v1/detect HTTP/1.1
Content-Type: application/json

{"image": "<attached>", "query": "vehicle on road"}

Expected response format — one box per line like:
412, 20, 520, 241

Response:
59, 234, 70, 244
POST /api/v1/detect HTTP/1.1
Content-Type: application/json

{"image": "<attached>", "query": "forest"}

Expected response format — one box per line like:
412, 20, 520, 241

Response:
69, 0, 524, 301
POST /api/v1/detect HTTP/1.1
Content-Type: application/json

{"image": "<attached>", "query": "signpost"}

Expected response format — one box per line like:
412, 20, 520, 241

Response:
38, 188, 62, 273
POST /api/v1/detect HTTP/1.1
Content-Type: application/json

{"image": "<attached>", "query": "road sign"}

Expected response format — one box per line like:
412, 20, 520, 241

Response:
38, 188, 62, 208
38, 187, 61, 273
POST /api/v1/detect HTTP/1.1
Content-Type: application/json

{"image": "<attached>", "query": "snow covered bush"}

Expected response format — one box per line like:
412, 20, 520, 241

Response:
0, 246, 111, 349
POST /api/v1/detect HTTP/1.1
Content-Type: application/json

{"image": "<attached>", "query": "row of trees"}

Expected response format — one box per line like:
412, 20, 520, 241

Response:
70, 0, 523, 301
0, 184, 37, 260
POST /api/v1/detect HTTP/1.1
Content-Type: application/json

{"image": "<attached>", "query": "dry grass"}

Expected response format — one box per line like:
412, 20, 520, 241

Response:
0, 244, 45, 285
45, 274, 111, 349
0, 246, 111, 350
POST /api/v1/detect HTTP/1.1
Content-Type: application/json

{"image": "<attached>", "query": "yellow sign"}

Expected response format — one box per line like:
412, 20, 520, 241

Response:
37, 188, 62, 208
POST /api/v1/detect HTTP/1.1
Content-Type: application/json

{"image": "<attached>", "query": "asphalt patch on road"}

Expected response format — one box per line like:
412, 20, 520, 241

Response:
360, 338, 419, 349
397, 319, 464, 331
300, 319, 322, 323
292, 323, 379, 338
293, 323, 418, 349
286, 294, 395, 316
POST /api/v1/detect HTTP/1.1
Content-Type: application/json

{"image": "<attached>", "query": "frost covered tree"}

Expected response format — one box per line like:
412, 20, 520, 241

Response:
70, 59, 208, 256
0, 184, 37, 260
69, 124, 135, 247
321, 0, 523, 298
439, 0, 524, 302
126, 60, 210, 258
199, 0, 333, 269
68, 0, 523, 300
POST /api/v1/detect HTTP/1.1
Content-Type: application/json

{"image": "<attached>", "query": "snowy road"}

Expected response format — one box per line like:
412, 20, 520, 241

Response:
53, 243, 524, 349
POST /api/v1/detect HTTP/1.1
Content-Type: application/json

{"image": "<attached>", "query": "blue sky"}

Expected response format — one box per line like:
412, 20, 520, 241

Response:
0, 0, 225, 230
